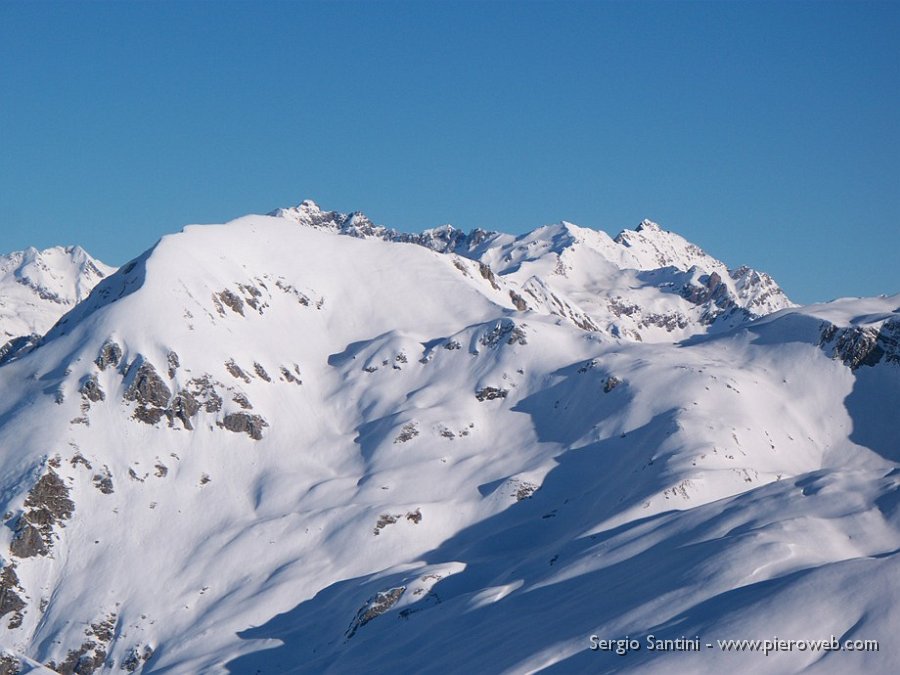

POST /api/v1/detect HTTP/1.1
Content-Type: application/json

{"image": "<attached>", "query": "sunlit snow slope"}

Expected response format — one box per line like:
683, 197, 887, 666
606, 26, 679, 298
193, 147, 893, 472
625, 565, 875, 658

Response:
0, 205, 896, 674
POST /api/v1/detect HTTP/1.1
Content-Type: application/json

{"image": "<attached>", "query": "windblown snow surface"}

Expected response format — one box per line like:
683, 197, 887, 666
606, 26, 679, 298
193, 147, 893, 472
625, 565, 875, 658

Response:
0, 202, 897, 674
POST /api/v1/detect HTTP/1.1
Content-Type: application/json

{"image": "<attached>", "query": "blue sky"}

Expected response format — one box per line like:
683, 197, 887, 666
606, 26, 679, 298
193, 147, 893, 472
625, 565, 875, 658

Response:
1, 1, 897, 303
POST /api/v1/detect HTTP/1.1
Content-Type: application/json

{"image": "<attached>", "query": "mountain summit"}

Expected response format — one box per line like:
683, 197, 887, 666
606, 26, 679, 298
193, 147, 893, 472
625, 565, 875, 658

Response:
0, 203, 895, 673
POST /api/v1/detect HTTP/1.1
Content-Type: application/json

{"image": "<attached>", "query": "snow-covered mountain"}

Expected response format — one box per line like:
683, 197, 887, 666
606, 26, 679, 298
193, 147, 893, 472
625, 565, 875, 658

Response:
0, 204, 896, 674
0, 246, 115, 361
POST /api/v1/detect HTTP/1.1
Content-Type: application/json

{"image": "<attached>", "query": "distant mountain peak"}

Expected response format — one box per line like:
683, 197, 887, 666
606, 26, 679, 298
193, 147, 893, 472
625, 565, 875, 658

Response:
0, 245, 115, 342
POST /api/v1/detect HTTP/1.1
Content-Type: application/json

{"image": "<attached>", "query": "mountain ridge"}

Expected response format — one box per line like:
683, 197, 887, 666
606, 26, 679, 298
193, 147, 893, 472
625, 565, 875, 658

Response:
268, 200, 794, 342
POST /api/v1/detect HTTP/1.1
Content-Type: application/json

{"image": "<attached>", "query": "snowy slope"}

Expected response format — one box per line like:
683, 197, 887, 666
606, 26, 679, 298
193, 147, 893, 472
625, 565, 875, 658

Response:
0, 205, 896, 674
0, 246, 115, 345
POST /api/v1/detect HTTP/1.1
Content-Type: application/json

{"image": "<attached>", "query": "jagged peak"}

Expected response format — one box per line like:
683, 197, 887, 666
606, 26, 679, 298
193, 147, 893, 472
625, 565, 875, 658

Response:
269, 200, 348, 229
269, 199, 508, 256
635, 219, 662, 232
614, 219, 673, 243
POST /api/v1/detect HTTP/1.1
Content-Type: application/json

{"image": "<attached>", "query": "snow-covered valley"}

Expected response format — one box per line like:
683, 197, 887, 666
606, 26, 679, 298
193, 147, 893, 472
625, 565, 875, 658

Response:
0, 202, 896, 673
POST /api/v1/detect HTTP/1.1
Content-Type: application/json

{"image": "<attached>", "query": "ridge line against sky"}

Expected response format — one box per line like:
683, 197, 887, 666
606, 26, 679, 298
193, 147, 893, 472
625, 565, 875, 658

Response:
1, 0, 898, 304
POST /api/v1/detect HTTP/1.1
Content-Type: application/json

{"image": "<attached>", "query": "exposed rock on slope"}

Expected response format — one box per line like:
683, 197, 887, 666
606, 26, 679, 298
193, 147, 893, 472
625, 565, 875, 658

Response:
820, 315, 900, 369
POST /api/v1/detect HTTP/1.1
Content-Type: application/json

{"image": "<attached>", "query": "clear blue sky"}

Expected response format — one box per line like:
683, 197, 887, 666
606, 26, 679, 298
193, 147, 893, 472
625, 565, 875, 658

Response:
1, 1, 897, 303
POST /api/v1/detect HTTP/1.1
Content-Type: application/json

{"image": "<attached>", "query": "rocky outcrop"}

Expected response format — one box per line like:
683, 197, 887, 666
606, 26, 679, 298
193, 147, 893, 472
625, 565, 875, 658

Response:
393, 422, 419, 444
217, 289, 245, 316
80, 374, 105, 403
124, 361, 170, 407
509, 290, 528, 311
8, 521, 43, 559
680, 270, 729, 306
606, 297, 691, 334
186, 376, 224, 413
0, 334, 40, 366
476, 386, 508, 401
280, 366, 302, 384
0, 652, 22, 675
112, 355, 274, 432
478, 262, 501, 290
225, 360, 251, 383
220, 412, 268, 440
345, 587, 406, 638
167, 391, 200, 430
95, 341, 122, 371
481, 319, 527, 348
373, 510, 423, 535
120, 644, 154, 672
9, 469, 74, 559
123, 360, 171, 424
231, 393, 253, 410
0, 564, 26, 625
673, 265, 792, 329
47, 613, 117, 675
92, 466, 114, 495
253, 362, 271, 381
820, 317, 900, 369
166, 351, 180, 378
